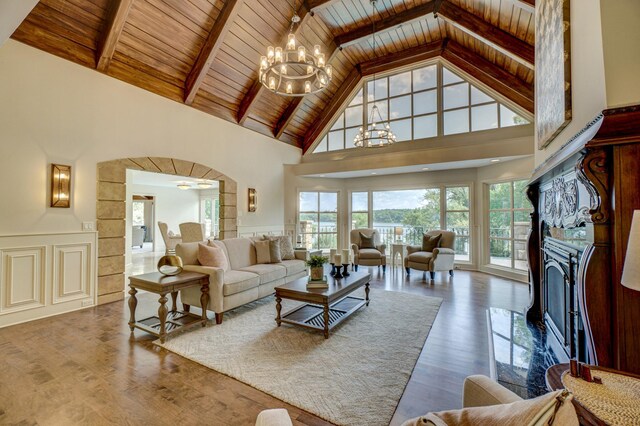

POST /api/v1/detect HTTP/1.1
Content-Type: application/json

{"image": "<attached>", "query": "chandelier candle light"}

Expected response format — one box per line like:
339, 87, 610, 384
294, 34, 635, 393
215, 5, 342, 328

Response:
354, 0, 397, 148
259, 1, 332, 97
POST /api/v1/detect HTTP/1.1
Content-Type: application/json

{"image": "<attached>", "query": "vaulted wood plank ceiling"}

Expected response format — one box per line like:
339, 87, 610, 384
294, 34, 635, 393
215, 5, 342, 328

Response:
11, 0, 535, 151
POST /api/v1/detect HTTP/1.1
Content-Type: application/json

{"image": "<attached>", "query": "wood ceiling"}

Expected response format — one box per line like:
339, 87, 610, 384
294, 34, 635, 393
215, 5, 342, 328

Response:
11, 0, 536, 152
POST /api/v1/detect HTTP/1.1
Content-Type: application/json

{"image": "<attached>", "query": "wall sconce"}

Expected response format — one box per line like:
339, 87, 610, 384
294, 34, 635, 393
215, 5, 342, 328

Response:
248, 188, 257, 212
50, 164, 71, 208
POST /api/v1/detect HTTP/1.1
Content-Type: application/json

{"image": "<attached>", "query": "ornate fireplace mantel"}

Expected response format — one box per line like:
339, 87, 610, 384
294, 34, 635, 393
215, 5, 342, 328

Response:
527, 105, 640, 374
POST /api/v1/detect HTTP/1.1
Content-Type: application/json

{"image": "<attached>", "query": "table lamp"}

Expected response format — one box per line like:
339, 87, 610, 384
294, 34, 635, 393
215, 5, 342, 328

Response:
394, 226, 403, 243
621, 210, 640, 291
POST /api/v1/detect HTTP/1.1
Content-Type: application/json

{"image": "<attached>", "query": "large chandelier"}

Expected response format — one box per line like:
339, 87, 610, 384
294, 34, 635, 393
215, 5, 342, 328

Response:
259, 1, 332, 97
354, 0, 396, 148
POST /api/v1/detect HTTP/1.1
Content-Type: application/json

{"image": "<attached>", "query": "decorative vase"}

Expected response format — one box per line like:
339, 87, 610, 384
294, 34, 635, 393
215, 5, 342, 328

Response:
310, 266, 324, 281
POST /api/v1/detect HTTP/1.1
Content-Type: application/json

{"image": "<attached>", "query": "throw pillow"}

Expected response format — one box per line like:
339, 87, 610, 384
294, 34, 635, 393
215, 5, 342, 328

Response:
421, 233, 442, 252
197, 243, 229, 270
255, 240, 271, 264
264, 235, 295, 260
268, 239, 282, 263
359, 232, 376, 249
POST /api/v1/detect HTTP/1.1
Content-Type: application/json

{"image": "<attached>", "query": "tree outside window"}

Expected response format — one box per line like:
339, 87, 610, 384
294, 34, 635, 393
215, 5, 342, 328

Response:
488, 180, 531, 271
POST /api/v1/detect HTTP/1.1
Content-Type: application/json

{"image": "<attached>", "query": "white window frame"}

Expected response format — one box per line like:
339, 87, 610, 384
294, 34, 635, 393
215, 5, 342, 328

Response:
297, 190, 341, 252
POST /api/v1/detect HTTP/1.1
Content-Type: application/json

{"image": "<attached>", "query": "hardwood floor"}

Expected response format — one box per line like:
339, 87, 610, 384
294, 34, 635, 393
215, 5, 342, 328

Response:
0, 268, 529, 425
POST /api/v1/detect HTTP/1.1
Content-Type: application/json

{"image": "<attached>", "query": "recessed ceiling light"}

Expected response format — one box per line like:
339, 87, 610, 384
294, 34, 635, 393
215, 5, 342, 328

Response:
177, 183, 191, 190
371, 172, 377, 175
422, 167, 430, 171
490, 159, 501, 163
197, 181, 212, 189
319, 175, 325, 178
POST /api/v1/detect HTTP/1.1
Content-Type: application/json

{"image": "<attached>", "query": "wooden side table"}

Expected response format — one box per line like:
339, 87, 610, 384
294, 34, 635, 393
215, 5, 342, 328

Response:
128, 271, 209, 343
546, 363, 640, 426
391, 243, 406, 269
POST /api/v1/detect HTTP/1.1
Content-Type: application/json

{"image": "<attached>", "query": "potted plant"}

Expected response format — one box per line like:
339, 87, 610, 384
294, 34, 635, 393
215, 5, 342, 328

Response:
306, 255, 328, 281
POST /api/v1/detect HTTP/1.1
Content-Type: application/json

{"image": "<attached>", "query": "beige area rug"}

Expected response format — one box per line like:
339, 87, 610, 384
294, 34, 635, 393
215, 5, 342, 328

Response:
157, 289, 442, 426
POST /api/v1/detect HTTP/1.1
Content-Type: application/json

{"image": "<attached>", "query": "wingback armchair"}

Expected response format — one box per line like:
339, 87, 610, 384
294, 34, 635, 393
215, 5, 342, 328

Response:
405, 230, 456, 279
179, 222, 206, 243
350, 228, 386, 272
158, 222, 181, 255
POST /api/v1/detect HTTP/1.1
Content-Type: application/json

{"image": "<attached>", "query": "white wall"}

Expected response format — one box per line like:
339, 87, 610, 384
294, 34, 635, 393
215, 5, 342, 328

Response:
129, 184, 200, 252
535, 0, 607, 166
0, 0, 38, 47
0, 40, 301, 237
285, 156, 534, 280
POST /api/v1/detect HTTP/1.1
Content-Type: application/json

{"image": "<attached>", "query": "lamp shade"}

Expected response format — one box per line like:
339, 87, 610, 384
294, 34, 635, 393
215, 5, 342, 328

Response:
621, 210, 640, 291
394, 226, 403, 236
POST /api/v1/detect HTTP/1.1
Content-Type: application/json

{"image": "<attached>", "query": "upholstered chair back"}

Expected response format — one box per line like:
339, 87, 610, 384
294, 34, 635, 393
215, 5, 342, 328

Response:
350, 228, 381, 248
179, 222, 205, 243
425, 230, 455, 250
158, 222, 170, 240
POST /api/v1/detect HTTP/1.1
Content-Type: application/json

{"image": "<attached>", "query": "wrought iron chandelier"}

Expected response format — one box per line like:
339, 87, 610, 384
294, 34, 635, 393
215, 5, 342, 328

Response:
259, 1, 332, 97
354, 0, 396, 148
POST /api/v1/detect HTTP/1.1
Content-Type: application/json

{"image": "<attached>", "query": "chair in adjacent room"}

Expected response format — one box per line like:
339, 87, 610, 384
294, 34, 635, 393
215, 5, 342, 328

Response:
404, 230, 456, 279
158, 222, 181, 255
350, 228, 386, 272
131, 226, 145, 248
179, 222, 206, 243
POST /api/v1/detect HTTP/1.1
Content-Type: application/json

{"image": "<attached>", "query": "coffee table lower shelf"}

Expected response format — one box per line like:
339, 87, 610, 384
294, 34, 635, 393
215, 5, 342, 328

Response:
279, 295, 366, 334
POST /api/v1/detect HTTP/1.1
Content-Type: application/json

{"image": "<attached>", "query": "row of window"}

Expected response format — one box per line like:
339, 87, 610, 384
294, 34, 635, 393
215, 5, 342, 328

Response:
297, 179, 531, 272
313, 63, 528, 153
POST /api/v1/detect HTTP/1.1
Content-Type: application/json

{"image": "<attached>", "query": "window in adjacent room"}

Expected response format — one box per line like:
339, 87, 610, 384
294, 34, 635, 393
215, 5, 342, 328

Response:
487, 179, 532, 271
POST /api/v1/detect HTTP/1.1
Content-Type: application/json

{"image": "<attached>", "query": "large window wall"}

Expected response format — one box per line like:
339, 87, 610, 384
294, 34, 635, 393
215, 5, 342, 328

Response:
486, 180, 531, 271
313, 62, 528, 153
350, 185, 471, 261
298, 191, 339, 251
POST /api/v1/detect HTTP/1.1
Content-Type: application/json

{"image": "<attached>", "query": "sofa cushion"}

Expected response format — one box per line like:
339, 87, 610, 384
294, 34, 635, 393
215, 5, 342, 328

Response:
421, 233, 442, 252
222, 270, 260, 296
255, 240, 271, 264
197, 243, 229, 270
407, 251, 433, 264
221, 238, 256, 270
265, 235, 295, 260
278, 259, 306, 276
238, 264, 286, 284
359, 248, 383, 259
359, 232, 376, 249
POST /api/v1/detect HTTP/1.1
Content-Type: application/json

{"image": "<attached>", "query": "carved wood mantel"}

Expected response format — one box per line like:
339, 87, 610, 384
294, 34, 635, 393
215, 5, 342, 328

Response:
528, 104, 640, 374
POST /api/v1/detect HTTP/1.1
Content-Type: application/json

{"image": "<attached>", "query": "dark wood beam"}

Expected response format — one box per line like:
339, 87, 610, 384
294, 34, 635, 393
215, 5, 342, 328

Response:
236, 4, 313, 125
437, 0, 534, 69
335, 2, 436, 48
442, 40, 534, 113
184, 0, 243, 105
96, 0, 133, 72
359, 40, 446, 77
302, 66, 362, 153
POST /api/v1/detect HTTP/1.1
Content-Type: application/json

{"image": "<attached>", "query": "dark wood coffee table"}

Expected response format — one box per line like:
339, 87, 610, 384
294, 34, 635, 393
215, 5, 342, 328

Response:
128, 271, 209, 343
274, 269, 371, 339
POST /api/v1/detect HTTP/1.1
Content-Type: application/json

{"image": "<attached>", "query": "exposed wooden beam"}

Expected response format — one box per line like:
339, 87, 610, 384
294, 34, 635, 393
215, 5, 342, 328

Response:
184, 0, 243, 105
237, 3, 315, 125
302, 66, 362, 153
442, 40, 534, 113
96, 0, 133, 72
437, 0, 534, 69
335, 2, 436, 49
359, 40, 446, 77
514, 0, 535, 14
307, 0, 339, 12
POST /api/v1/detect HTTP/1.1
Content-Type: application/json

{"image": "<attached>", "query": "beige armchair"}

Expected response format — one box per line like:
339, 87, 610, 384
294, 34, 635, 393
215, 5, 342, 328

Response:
350, 228, 386, 272
179, 222, 206, 243
157, 222, 181, 255
404, 230, 456, 279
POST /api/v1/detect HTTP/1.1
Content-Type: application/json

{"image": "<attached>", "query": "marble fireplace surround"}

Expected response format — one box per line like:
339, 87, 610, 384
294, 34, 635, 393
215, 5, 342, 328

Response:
96, 157, 238, 305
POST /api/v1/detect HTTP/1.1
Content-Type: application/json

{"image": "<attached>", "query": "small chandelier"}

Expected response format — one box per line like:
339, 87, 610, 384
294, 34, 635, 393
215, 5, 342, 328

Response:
259, 1, 332, 96
354, 0, 396, 148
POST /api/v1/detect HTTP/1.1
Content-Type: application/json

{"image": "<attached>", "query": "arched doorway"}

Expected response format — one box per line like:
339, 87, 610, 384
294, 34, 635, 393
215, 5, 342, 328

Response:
95, 157, 237, 305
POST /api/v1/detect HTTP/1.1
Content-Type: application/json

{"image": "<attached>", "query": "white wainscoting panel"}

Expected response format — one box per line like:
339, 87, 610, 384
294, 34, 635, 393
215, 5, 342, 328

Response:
0, 232, 97, 328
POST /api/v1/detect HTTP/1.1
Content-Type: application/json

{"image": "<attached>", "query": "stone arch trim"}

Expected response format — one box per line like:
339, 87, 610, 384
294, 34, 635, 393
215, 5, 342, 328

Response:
95, 157, 237, 305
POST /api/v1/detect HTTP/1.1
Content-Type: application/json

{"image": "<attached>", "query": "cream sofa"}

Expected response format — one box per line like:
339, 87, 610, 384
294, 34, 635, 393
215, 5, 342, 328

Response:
176, 238, 308, 324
